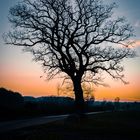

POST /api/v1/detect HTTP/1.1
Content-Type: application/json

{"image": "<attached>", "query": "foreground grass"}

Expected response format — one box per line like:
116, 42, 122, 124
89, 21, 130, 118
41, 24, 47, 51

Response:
1, 111, 140, 140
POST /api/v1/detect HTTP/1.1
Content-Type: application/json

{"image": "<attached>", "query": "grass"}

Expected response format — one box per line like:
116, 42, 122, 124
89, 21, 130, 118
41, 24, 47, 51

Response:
1, 111, 140, 140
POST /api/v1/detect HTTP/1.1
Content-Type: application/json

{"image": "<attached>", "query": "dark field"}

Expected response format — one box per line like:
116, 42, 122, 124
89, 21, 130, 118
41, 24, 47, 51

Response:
1, 111, 140, 140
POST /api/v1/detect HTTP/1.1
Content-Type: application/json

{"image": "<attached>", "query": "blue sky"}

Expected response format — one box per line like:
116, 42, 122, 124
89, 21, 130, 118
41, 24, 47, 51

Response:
0, 0, 140, 100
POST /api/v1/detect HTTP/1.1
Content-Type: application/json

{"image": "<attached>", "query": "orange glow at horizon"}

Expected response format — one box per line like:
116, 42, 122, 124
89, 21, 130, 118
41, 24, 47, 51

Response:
0, 45, 140, 102
0, 69, 140, 102
0, 0, 140, 102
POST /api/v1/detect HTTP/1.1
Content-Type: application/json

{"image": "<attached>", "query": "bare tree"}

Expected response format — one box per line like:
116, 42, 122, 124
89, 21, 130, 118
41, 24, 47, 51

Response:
5, 0, 135, 112
82, 83, 95, 101
56, 83, 61, 96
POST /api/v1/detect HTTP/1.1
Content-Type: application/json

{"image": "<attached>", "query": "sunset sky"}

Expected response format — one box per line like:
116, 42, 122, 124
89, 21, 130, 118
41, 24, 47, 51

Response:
0, 0, 140, 101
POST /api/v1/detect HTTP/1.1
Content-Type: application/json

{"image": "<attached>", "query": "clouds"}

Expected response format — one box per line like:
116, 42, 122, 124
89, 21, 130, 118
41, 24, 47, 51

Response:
134, 20, 140, 28
133, 40, 140, 48
132, 40, 140, 56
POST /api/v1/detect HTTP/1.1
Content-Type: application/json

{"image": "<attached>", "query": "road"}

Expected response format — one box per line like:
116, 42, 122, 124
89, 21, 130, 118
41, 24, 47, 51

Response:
0, 111, 105, 133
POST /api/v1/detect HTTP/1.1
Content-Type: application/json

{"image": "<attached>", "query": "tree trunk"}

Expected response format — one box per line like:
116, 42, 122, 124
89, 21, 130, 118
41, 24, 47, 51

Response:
72, 77, 85, 114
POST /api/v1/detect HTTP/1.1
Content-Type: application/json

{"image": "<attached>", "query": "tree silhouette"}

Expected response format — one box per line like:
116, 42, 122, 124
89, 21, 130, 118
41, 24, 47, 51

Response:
5, 0, 135, 112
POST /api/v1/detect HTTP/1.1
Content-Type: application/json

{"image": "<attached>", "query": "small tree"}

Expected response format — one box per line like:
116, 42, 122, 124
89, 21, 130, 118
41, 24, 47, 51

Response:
114, 96, 120, 110
5, 0, 135, 112
56, 83, 61, 96
114, 97, 120, 103
58, 81, 95, 101
82, 83, 95, 101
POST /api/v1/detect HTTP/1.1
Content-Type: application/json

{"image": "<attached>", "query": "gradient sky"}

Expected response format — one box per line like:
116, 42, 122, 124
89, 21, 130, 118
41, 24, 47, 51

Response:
0, 0, 140, 101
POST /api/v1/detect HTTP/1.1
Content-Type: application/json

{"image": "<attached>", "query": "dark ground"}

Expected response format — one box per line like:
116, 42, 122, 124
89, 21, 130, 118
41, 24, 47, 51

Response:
0, 111, 140, 140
